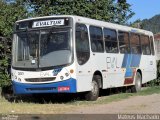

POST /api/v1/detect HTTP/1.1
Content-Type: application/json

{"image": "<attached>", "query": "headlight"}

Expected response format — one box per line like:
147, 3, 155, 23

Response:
65, 73, 69, 77
60, 76, 64, 80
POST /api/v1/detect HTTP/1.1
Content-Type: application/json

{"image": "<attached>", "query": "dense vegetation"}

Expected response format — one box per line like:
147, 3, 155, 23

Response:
27, 0, 134, 24
0, 37, 11, 88
0, 0, 27, 89
0, 0, 134, 89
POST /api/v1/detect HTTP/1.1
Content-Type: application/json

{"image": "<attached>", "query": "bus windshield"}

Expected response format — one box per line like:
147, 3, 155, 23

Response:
12, 27, 72, 69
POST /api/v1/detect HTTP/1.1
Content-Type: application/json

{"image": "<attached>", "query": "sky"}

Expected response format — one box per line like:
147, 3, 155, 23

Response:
127, 0, 160, 22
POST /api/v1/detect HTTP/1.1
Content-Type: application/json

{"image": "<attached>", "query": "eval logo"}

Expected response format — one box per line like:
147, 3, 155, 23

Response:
40, 72, 50, 77
52, 68, 62, 76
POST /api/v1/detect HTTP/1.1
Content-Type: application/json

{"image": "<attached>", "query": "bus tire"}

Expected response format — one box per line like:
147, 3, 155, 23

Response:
131, 72, 142, 93
85, 76, 99, 101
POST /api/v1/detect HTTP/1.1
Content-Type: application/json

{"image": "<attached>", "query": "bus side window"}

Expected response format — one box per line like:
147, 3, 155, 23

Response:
118, 31, 130, 54
130, 33, 141, 54
103, 28, 118, 53
89, 26, 104, 52
76, 23, 90, 65
141, 35, 151, 55
150, 36, 155, 55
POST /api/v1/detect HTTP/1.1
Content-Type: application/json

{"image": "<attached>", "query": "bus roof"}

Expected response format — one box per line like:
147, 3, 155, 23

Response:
16, 15, 153, 35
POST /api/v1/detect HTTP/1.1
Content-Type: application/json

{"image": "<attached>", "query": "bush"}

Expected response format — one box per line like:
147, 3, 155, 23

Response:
0, 37, 11, 88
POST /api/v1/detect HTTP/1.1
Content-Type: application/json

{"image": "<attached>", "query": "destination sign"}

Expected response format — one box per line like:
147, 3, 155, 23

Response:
32, 19, 65, 28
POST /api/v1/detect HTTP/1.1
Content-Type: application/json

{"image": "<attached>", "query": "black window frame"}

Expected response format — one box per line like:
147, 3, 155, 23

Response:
140, 35, 151, 55
75, 23, 90, 65
118, 31, 130, 54
103, 28, 118, 53
130, 33, 141, 54
150, 36, 155, 55
89, 26, 104, 53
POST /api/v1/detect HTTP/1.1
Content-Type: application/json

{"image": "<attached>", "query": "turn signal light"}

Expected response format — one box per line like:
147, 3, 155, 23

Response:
70, 69, 74, 74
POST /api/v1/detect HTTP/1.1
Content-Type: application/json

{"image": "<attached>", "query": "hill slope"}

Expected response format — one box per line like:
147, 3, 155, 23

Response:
141, 14, 160, 34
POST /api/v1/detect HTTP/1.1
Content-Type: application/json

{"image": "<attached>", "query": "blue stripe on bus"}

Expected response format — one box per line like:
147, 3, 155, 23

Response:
122, 54, 130, 68
12, 78, 77, 94
130, 54, 141, 67
122, 54, 141, 78
122, 54, 133, 77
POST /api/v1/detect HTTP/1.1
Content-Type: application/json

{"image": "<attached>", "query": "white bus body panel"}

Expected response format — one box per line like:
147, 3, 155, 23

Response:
13, 15, 157, 94
73, 16, 156, 92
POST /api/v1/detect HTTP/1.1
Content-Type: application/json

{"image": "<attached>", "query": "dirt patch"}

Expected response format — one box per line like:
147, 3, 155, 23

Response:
66, 94, 160, 114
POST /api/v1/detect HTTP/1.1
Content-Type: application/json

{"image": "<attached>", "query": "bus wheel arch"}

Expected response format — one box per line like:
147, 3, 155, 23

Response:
137, 69, 142, 81
93, 71, 103, 89
84, 71, 102, 101
132, 69, 142, 93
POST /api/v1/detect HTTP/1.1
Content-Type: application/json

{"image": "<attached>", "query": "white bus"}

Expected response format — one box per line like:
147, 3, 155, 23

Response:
11, 15, 157, 101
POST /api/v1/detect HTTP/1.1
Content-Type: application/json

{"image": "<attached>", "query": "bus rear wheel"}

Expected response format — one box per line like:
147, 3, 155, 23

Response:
131, 72, 142, 93
85, 76, 100, 101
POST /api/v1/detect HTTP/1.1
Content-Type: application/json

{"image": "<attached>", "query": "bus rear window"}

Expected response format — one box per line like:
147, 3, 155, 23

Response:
150, 36, 155, 55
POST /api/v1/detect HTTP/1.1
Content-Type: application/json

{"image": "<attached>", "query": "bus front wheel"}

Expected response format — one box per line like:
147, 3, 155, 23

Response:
131, 72, 142, 93
85, 76, 100, 101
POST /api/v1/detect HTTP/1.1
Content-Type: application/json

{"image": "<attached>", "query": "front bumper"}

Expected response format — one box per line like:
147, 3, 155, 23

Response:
12, 78, 77, 94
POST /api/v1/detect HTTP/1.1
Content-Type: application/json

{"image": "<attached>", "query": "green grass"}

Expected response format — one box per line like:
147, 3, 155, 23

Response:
67, 93, 132, 106
0, 97, 75, 114
0, 86, 160, 114
138, 86, 160, 95
68, 86, 160, 106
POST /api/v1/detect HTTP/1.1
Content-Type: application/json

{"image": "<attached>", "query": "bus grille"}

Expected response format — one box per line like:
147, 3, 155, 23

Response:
26, 87, 56, 91
25, 77, 56, 82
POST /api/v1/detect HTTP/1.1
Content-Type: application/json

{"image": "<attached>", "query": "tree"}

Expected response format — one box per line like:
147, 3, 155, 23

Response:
26, 0, 134, 24
0, 0, 28, 37
0, 0, 28, 89
130, 19, 142, 28
116, 0, 135, 24
0, 37, 11, 88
